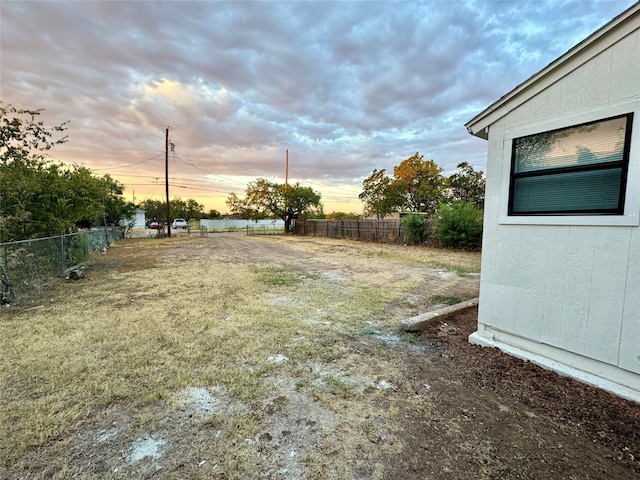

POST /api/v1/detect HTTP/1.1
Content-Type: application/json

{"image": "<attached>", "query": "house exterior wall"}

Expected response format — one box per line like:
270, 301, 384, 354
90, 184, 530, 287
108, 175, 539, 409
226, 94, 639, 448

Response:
472, 26, 640, 402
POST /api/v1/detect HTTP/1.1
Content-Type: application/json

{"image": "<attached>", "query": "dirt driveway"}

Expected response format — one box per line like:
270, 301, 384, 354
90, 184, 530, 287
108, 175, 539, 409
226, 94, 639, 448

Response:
1, 235, 638, 479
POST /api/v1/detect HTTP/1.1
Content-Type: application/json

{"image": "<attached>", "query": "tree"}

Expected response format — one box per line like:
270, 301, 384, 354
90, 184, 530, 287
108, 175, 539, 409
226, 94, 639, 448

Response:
0, 104, 135, 241
168, 198, 204, 221
99, 175, 137, 225
0, 161, 136, 241
359, 153, 444, 217
138, 198, 204, 225
183, 198, 205, 221
139, 199, 165, 226
0, 103, 68, 164
445, 162, 485, 209
226, 178, 323, 233
392, 153, 444, 215
358, 169, 399, 219
206, 209, 222, 219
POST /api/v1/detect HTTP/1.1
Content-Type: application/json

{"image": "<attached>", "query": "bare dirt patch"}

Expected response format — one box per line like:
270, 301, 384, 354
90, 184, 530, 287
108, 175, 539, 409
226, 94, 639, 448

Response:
1, 235, 638, 479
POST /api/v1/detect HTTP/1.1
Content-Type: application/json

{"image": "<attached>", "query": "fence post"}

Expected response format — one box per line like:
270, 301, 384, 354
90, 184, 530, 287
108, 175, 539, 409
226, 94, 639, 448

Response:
60, 235, 65, 275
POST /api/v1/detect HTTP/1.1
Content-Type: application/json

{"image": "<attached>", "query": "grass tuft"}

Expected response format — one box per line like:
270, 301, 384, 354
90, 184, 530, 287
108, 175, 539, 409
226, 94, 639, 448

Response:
430, 294, 462, 305
399, 332, 419, 344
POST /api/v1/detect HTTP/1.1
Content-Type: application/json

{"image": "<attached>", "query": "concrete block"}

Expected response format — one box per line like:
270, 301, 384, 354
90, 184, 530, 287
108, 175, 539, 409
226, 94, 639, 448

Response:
401, 298, 479, 332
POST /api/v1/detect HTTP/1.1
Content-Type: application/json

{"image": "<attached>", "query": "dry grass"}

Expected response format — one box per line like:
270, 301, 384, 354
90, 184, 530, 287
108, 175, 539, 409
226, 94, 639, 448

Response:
268, 235, 482, 274
0, 235, 480, 479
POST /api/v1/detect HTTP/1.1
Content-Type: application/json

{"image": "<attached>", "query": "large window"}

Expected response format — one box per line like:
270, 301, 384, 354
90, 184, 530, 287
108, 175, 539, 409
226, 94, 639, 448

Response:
509, 113, 634, 215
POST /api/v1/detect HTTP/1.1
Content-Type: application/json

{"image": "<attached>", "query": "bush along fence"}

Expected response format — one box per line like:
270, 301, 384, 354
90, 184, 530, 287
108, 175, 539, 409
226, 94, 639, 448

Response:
293, 219, 440, 246
0, 227, 123, 303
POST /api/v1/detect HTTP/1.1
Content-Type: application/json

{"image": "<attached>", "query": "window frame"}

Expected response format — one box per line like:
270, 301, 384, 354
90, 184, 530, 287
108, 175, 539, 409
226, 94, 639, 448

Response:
507, 113, 633, 216
498, 102, 640, 227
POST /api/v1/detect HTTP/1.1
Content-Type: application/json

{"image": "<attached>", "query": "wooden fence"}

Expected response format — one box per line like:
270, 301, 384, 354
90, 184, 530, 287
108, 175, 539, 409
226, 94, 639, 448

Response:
292, 219, 402, 245
294, 218, 440, 246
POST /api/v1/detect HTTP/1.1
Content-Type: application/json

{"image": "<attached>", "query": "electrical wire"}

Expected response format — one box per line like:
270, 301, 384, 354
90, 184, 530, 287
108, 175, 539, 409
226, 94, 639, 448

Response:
172, 154, 249, 187
103, 152, 165, 169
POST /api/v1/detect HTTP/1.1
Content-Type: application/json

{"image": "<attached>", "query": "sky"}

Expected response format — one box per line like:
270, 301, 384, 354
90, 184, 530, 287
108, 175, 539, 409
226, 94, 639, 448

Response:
1, 0, 637, 214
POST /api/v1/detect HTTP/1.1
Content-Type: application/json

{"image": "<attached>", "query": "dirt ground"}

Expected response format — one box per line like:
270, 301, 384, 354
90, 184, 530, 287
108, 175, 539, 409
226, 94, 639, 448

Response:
2, 234, 639, 479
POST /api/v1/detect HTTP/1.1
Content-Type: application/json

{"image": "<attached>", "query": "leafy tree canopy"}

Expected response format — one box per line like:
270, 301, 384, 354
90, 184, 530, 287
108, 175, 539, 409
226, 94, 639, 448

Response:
444, 161, 485, 209
0, 103, 135, 242
226, 178, 323, 233
0, 103, 68, 164
0, 161, 136, 241
206, 209, 222, 219
138, 197, 205, 225
358, 169, 400, 219
392, 153, 443, 215
360, 154, 485, 218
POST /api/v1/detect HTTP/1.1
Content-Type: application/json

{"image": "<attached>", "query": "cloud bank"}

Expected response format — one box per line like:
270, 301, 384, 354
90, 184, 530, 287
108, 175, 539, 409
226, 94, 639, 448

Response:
1, 0, 635, 211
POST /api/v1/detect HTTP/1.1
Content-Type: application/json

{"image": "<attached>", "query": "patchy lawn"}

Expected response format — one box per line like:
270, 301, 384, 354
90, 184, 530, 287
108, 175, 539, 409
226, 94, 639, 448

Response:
0, 235, 638, 479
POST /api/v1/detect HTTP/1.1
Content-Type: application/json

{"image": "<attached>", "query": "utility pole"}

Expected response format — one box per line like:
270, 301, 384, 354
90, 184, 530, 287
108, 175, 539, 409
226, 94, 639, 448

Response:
285, 149, 289, 189
165, 127, 171, 237
284, 149, 290, 234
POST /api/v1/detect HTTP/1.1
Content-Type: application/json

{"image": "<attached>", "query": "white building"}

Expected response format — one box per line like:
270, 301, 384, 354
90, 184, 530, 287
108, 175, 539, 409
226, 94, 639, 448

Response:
124, 208, 146, 228
465, 4, 640, 402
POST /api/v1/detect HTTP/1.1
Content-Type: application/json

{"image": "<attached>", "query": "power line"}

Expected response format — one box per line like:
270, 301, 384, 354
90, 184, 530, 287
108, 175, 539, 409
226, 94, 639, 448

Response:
105, 152, 165, 169
172, 154, 249, 187
124, 181, 236, 194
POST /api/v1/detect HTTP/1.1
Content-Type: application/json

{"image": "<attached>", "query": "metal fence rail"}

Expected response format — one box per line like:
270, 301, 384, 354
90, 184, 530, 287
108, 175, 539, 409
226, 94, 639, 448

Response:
0, 227, 123, 301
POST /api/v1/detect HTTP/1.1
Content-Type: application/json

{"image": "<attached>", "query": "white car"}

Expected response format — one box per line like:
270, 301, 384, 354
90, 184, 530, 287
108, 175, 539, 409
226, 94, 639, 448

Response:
172, 218, 188, 229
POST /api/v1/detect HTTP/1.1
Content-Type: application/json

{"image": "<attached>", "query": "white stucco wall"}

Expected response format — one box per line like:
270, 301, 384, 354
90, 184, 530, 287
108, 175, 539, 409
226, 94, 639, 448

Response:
472, 24, 640, 401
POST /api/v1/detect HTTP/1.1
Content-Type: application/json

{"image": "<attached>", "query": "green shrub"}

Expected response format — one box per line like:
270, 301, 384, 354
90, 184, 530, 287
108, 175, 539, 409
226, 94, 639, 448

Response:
436, 202, 483, 250
401, 213, 429, 245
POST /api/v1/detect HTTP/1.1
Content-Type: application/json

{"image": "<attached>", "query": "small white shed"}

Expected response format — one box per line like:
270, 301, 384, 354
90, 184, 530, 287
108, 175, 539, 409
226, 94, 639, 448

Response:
126, 209, 146, 228
465, 4, 640, 403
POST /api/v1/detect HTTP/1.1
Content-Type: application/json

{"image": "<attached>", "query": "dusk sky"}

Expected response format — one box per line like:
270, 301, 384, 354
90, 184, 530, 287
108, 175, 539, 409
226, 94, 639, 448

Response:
1, 0, 636, 214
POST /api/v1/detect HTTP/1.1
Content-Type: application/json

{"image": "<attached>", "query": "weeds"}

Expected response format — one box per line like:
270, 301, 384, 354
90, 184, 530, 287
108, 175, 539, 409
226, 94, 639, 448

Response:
255, 266, 315, 286
399, 332, 419, 344
430, 294, 462, 305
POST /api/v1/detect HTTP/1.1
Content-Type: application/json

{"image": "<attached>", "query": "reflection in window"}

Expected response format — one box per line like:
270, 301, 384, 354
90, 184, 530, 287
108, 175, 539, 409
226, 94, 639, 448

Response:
509, 113, 633, 215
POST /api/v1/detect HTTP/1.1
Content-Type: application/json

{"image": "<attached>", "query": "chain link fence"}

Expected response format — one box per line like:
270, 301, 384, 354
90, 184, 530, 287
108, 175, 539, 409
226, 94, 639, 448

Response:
0, 227, 123, 303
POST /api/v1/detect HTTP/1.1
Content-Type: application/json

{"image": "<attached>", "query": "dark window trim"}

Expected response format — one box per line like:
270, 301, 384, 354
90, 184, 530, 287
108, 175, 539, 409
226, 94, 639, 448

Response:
508, 112, 634, 216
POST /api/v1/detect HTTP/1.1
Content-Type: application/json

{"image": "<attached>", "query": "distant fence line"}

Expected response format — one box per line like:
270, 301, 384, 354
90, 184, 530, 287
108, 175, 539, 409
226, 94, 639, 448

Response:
244, 225, 285, 236
200, 218, 285, 231
184, 225, 285, 237
294, 219, 439, 246
0, 227, 123, 302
